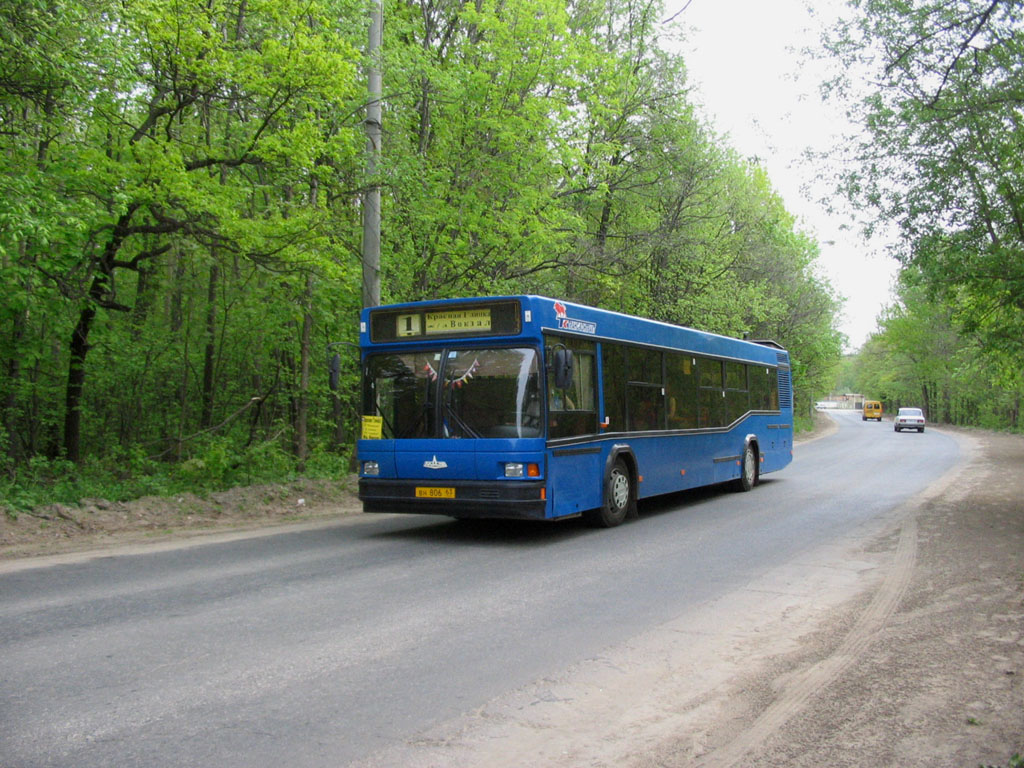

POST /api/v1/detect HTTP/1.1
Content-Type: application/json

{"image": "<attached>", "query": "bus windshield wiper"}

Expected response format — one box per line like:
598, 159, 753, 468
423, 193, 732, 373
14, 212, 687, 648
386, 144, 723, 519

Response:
443, 404, 481, 439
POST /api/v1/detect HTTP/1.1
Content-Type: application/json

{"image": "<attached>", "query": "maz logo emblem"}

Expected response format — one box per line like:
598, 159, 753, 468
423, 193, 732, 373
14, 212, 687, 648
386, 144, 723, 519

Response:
424, 456, 448, 470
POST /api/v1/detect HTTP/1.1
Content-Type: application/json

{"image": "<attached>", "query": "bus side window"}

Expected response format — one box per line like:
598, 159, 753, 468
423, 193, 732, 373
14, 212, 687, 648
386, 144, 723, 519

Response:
548, 342, 597, 438
750, 365, 775, 411
754, 366, 779, 411
624, 347, 664, 432
697, 357, 723, 427
626, 383, 664, 431
724, 361, 749, 423
666, 353, 697, 428
601, 343, 626, 431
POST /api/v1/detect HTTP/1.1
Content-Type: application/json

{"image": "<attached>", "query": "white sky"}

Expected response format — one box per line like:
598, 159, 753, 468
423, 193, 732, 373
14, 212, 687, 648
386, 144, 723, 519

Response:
666, 0, 898, 351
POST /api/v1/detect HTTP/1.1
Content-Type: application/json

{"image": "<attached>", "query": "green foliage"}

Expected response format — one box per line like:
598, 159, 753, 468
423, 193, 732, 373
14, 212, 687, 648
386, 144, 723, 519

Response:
1, 0, 367, 468
174, 437, 300, 489
381, 0, 581, 300
0, 437, 354, 515
823, 0, 1024, 386
848, 273, 1023, 429
0, 0, 845, 503
1, 453, 166, 513
980, 753, 1023, 768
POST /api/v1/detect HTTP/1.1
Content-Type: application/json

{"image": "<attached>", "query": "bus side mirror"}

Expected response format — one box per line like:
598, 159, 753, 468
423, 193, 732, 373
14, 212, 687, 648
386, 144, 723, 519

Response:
552, 348, 574, 390
328, 353, 341, 392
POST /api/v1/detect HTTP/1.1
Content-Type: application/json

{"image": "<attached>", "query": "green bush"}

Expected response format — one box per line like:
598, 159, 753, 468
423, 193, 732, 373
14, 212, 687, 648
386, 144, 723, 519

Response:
0, 437, 352, 515
981, 753, 1024, 768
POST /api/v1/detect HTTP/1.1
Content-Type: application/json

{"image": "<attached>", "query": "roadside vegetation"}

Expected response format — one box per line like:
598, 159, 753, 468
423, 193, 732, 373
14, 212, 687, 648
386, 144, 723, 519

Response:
981, 753, 1024, 768
820, 0, 1024, 430
0, 0, 841, 514
4, 0, 1023, 515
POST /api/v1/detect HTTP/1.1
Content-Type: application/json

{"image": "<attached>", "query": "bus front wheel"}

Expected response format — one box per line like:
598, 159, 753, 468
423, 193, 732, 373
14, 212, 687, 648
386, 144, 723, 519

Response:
736, 443, 759, 492
586, 458, 633, 528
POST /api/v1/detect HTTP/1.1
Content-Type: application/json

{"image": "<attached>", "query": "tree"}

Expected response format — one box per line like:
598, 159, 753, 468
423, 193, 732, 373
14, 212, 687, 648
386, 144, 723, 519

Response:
0, 0, 847, 488
381, 0, 579, 301
0, 0, 365, 463
823, 0, 1024, 360
850, 271, 1023, 428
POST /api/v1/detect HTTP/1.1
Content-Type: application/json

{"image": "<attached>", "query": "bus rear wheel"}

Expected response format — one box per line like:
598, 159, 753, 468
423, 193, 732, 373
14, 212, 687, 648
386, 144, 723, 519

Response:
586, 458, 632, 528
736, 443, 759, 492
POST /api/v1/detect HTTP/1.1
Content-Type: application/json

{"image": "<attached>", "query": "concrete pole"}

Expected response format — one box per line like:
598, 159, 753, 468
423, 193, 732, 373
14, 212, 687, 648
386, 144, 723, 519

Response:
361, 0, 382, 308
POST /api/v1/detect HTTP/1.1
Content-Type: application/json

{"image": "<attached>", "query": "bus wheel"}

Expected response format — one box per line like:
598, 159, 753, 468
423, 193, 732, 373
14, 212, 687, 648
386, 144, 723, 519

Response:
736, 443, 758, 492
586, 458, 632, 528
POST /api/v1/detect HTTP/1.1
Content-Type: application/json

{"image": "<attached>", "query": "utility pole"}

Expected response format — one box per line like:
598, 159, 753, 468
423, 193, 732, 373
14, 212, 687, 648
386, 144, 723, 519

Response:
361, 0, 382, 308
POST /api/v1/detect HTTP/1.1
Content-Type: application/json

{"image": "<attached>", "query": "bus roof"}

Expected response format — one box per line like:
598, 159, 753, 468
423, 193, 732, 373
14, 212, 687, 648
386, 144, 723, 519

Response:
361, 295, 788, 365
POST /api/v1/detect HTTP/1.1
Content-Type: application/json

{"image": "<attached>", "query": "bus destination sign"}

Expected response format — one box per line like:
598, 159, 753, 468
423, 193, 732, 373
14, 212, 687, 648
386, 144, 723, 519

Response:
368, 300, 521, 342
425, 308, 491, 335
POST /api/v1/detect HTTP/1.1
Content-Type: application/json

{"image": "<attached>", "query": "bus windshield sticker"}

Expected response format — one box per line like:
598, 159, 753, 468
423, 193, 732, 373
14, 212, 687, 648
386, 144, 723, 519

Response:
361, 415, 383, 439
425, 308, 492, 334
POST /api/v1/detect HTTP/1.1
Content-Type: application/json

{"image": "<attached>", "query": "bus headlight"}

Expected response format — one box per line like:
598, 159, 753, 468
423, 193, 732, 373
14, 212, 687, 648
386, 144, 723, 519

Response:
363, 460, 380, 476
504, 462, 540, 478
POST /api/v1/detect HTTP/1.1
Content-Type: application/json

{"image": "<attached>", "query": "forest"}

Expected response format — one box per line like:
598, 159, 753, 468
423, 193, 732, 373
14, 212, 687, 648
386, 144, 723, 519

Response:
824, 0, 1024, 429
2, 0, 1019, 510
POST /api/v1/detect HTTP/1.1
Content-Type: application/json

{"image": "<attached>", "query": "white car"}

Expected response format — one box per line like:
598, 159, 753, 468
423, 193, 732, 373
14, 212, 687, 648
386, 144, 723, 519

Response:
894, 407, 926, 432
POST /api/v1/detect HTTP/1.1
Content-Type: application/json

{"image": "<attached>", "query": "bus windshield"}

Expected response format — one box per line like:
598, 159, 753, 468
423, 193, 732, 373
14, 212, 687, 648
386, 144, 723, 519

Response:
364, 347, 542, 439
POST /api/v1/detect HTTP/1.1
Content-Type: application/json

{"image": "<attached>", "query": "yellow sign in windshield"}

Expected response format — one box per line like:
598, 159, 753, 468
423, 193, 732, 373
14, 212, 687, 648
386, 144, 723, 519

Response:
361, 415, 383, 439
425, 308, 492, 334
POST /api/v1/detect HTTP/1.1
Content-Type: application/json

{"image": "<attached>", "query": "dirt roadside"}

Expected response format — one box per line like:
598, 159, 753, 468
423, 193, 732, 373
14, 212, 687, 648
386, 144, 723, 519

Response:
0, 476, 363, 561
2, 417, 1022, 767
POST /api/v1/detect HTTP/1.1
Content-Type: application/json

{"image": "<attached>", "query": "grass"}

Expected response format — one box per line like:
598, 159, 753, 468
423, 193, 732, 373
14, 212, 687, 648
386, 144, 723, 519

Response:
2, 444, 352, 518
980, 754, 1023, 768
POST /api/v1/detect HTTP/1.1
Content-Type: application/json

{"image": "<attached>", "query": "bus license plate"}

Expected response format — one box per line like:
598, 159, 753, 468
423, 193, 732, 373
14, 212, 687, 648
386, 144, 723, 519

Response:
416, 487, 455, 499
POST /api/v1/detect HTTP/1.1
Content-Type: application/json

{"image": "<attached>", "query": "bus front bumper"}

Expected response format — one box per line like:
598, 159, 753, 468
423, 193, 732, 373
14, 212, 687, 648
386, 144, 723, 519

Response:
358, 478, 548, 519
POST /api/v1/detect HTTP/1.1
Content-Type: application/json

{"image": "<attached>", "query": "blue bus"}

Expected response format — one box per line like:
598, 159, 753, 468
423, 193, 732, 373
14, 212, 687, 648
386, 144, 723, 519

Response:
356, 296, 793, 527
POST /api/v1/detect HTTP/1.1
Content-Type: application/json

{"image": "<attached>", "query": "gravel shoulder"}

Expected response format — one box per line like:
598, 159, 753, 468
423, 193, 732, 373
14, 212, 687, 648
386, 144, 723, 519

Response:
2, 417, 1021, 767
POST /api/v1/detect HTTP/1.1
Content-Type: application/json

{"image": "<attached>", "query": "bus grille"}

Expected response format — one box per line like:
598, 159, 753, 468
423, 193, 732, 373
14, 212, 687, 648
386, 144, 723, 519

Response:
777, 352, 793, 409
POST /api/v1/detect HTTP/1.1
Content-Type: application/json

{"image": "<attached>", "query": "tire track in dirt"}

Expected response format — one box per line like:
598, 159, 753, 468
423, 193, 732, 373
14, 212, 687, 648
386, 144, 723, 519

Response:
695, 429, 976, 768
695, 516, 919, 768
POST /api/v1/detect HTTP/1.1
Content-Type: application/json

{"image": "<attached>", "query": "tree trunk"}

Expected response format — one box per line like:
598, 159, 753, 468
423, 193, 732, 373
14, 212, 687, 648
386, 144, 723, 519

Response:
200, 261, 220, 429
295, 273, 314, 471
64, 210, 135, 462
295, 175, 318, 470
3, 304, 26, 465
63, 301, 97, 464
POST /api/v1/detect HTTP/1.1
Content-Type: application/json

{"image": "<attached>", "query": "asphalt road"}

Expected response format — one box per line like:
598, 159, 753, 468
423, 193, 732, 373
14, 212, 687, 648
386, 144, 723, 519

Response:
0, 411, 960, 768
